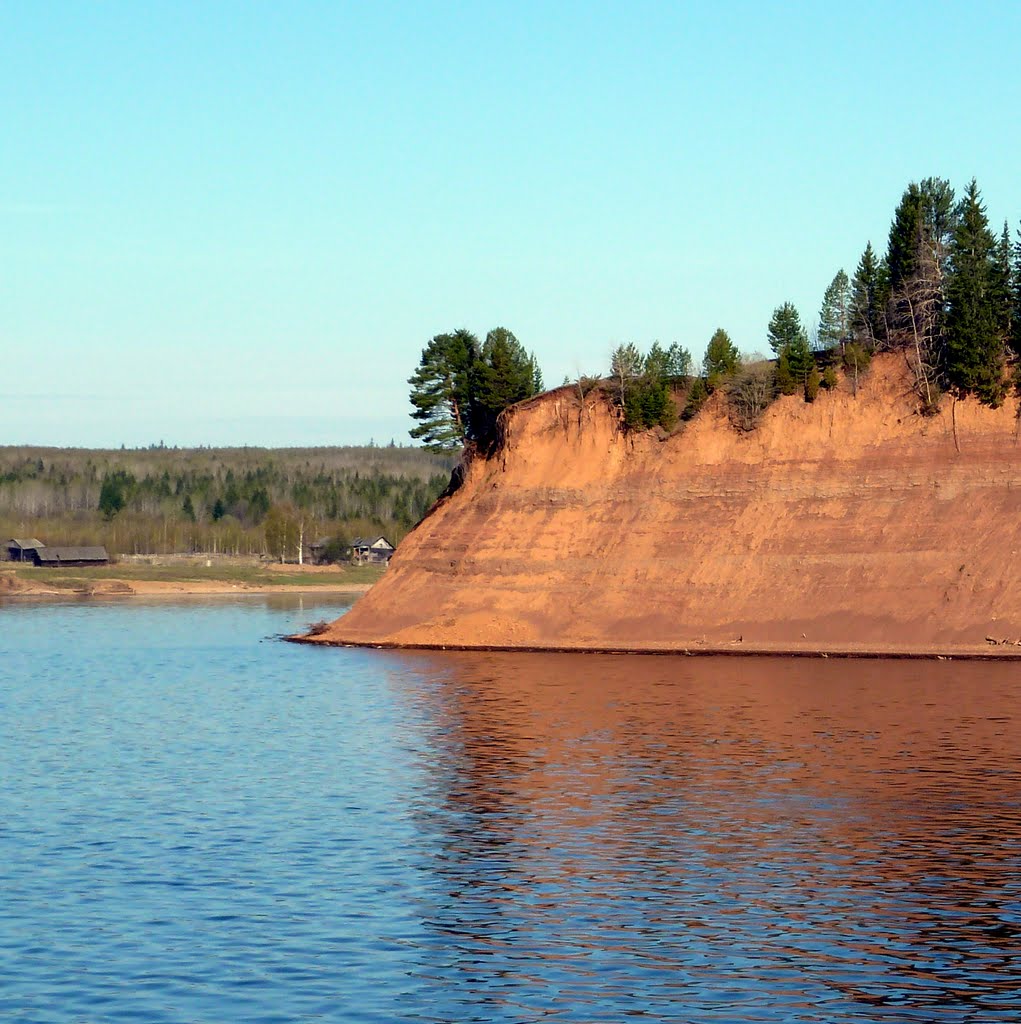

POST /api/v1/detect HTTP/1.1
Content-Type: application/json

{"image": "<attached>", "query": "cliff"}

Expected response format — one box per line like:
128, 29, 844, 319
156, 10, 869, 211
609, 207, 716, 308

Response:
309, 356, 1021, 654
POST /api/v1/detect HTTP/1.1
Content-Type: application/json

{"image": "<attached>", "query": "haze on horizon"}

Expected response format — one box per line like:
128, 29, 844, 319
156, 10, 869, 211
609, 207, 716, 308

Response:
2, 1, 1019, 449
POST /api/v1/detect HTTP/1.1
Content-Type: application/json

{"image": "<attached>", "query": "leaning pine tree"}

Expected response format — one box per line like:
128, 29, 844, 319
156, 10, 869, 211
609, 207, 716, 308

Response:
408, 329, 479, 453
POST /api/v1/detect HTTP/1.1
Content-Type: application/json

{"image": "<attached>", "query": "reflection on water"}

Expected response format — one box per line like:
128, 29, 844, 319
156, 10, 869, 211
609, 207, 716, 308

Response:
386, 653, 1021, 1022
2, 604, 1019, 1022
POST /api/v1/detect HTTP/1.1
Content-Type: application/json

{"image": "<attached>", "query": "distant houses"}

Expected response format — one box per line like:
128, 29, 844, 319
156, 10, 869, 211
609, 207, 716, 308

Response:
306, 535, 395, 566
3, 538, 109, 567
350, 536, 395, 565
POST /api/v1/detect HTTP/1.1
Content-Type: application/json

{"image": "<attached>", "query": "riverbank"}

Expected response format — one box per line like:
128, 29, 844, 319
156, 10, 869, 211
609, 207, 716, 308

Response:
290, 635, 1021, 659
0, 558, 382, 600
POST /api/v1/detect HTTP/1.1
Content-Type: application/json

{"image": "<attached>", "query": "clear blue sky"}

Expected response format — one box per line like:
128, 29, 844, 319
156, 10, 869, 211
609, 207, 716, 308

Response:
2, 1, 1019, 447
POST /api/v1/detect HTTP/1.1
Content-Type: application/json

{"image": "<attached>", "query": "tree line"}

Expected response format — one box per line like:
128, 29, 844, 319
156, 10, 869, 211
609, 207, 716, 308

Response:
410, 176, 1021, 448
0, 445, 452, 560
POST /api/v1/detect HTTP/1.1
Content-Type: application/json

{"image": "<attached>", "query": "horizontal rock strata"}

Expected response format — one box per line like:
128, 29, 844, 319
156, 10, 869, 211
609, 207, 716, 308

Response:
311, 357, 1021, 652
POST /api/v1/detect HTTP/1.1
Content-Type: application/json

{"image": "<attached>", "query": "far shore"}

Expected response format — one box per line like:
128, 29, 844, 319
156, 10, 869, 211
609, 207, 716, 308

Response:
0, 558, 382, 602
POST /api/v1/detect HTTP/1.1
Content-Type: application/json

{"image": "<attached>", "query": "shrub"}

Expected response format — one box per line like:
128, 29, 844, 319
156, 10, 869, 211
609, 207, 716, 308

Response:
320, 536, 350, 564
726, 364, 778, 432
623, 375, 676, 431
775, 350, 797, 395
804, 364, 821, 403
681, 377, 709, 421
842, 342, 872, 375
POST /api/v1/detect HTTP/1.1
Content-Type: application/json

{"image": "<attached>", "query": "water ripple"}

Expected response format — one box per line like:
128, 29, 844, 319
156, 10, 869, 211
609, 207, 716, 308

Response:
2, 602, 1019, 1021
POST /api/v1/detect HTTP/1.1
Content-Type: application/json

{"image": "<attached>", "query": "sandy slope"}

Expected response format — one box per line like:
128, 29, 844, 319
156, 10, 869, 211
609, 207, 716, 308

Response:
308, 356, 1021, 655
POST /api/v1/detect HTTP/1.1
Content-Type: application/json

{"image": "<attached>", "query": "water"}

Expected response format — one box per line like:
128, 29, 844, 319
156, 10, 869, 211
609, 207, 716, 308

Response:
2, 598, 1020, 1022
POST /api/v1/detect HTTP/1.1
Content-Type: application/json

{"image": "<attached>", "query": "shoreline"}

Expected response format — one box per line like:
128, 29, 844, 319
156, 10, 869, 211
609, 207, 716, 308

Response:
287, 636, 1021, 660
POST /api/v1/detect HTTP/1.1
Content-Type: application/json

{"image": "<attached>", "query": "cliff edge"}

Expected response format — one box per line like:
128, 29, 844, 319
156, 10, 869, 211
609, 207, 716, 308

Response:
308, 356, 1021, 654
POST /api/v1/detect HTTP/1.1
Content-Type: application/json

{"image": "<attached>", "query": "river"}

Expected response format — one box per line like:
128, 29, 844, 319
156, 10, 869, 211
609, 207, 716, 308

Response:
2, 597, 1019, 1022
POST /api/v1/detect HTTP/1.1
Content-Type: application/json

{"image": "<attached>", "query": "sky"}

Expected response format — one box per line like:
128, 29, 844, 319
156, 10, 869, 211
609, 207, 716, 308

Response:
2, 1, 1020, 448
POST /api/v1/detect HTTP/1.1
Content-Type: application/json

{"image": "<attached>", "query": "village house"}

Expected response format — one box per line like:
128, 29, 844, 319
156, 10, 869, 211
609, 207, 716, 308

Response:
308, 537, 332, 565
4, 538, 45, 562
350, 536, 395, 565
32, 546, 109, 567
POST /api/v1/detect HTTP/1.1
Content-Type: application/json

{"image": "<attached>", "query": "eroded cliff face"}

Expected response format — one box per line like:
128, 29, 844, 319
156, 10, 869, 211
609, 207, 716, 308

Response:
314, 357, 1021, 652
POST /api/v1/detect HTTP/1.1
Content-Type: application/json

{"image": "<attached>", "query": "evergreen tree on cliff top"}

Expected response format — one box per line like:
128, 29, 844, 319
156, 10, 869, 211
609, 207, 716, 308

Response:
408, 329, 479, 452
409, 326, 543, 453
884, 178, 956, 411
468, 328, 543, 446
818, 269, 851, 351
850, 242, 887, 350
768, 303, 812, 394
767, 302, 807, 355
991, 220, 1014, 346
703, 328, 740, 388
1013, 223, 1021, 358
945, 179, 1004, 405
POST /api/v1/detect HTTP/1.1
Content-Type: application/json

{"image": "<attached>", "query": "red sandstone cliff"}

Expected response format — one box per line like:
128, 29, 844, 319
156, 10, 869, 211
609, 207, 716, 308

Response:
310, 356, 1021, 654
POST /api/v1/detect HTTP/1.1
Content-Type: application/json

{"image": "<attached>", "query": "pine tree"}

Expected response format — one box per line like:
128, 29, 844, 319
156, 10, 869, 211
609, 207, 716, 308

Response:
945, 180, 1004, 405
408, 329, 479, 452
786, 332, 814, 390
665, 342, 692, 380
818, 269, 851, 351
767, 303, 812, 397
767, 303, 807, 355
644, 342, 670, 380
850, 242, 885, 350
991, 220, 1014, 346
885, 178, 955, 411
703, 328, 740, 388
468, 328, 542, 445
1013, 223, 1021, 359
98, 473, 128, 520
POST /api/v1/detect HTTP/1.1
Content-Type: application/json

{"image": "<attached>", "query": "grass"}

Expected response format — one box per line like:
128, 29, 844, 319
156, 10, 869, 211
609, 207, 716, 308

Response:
6, 560, 385, 589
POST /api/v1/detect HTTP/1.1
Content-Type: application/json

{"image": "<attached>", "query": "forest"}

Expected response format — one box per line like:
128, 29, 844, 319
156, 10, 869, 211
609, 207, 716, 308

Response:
0, 444, 452, 560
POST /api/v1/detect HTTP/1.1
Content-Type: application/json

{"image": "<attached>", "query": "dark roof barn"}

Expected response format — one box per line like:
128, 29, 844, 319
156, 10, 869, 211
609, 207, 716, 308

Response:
31, 546, 109, 567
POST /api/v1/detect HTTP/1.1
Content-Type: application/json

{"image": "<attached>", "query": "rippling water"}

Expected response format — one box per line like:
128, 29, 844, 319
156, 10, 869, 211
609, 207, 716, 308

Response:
2, 598, 1019, 1022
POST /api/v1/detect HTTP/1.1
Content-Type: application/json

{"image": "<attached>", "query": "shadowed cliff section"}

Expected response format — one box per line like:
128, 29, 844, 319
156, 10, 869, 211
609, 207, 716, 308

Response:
305, 356, 1021, 655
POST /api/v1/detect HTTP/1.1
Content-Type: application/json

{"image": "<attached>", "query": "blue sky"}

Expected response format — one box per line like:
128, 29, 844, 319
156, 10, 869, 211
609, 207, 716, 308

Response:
2, 1, 1019, 447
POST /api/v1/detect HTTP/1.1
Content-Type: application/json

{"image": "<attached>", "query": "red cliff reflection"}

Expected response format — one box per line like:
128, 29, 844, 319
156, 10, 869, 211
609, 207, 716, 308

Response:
382, 652, 1021, 1010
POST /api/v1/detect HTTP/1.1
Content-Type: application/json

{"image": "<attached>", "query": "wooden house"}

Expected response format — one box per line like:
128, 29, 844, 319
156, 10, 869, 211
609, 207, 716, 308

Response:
31, 546, 109, 567
309, 537, 334, 565
350, 536, 395, 565
4, 538, 45, 562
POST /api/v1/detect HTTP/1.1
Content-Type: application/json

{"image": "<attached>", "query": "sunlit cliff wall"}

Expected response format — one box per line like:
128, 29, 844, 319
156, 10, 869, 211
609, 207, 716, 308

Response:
313, 356, 1021, 651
